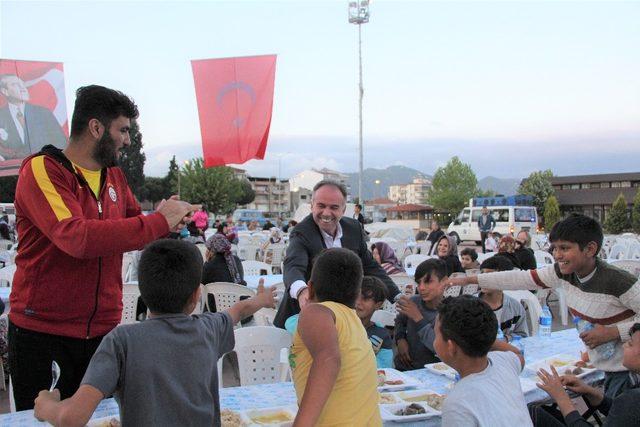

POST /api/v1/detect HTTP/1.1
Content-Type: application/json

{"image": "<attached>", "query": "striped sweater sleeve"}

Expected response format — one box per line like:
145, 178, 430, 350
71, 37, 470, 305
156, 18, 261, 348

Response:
477, 264, 564, 291
616, 280, 640, 342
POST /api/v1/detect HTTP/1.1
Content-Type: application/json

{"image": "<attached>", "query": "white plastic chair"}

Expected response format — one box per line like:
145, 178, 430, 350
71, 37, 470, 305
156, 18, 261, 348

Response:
279, 347, 291, 382
0, 264, 16, 287
195, 244, 208, 261
403, 254, 431, 269
444, 285, 462, 298
415, 240, 432, 255
537, 287, 569, 326
242, 260, 273, 276
263, 244, 286, 274
626, 242, 640, 260
609, 259, 640, 278
0, 240, 12, 251
534, 250, 554, 267
254, 307, 277, 326
608, 244, 627, 261
504, 290, 542, 336
120, 283, 141, 325
390, 274, 415, 287
237, 244, 261, 261
231, 326, 292, 386
476, 252, 495, 264
461, 284, 479, 295
203, 282, 256, 313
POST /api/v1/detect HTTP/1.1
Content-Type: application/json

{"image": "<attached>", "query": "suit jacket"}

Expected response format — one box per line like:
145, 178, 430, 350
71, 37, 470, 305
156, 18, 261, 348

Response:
0, 104, 66, 160
273, 214, 399, 328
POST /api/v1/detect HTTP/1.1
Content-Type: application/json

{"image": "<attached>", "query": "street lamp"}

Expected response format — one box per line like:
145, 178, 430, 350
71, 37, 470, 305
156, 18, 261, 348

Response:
348, 0, 370, 205
374, 179, 381, 199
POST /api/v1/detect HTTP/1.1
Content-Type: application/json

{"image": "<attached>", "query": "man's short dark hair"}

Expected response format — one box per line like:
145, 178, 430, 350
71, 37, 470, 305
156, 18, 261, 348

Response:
70, 85, 139, 138
361, 276, 387, 303
414, 258, 448, 284
460, 247, 478, 261
138, 239, 203, 313
549, 213, 603, 253
312, 180, 347, 200
310, 248, 363, 308
437, 295, 497, 357
355, 204, 362, 210
480, 255, 514, 271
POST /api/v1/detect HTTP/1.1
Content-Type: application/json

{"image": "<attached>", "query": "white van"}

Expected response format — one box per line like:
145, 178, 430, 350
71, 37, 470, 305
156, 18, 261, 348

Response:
447, 204, 538, 244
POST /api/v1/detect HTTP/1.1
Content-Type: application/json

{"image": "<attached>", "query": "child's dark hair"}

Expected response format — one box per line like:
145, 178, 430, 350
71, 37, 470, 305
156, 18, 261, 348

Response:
361, 276, 387, 303
480, 256, 514, 272
549, 213, 603, 253
414, 258, 448, 284
138, 239, 203, 313
630, 323, 640, 337
437, 295, 497, 357
460, 247, 478, 261
310, 248, 363, 308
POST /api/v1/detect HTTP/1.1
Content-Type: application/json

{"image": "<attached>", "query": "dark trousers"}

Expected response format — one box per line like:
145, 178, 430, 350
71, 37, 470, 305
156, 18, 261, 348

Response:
8, 321, 104, 410
480, 231, 489, 253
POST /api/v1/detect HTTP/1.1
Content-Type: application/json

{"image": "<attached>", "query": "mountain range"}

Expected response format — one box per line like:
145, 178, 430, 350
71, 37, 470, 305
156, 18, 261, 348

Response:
345, 166, 521, 202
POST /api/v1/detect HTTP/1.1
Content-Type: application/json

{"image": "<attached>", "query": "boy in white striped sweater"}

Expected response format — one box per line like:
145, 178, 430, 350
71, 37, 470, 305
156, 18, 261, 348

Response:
449, 214, 640, 398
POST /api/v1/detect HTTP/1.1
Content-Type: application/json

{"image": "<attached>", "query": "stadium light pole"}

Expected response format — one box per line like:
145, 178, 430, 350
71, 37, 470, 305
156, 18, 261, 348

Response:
348, 0, 370, 205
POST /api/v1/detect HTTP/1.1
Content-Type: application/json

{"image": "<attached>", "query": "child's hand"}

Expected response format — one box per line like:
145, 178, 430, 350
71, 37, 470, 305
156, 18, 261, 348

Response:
34, 389, 60, 422
536, 366, 569, 401
447, 276, 468, 287
255, 279, 277, 309
369, 335, 383, 354
561, 375, 590, 395
396, 296, 423, 322
396, 338, 412, 366
579, 324, 618, 349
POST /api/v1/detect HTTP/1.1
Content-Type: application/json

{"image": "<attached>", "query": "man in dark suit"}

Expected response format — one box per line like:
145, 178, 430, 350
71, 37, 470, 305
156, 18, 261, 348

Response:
273, 180, 399, 328
0, 74, 66, 160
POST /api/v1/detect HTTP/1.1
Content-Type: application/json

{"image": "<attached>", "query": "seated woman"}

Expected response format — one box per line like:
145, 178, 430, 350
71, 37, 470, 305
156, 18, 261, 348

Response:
434, 235, 464, 275
202, 234, 246, 311
493, 235, 523, 270
514, 230, 537, 270
371, 241, 405, 275
217, 222, 238, 244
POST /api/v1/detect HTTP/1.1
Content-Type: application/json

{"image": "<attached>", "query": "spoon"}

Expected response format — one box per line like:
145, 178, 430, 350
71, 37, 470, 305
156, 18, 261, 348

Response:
49, 361, 60, 392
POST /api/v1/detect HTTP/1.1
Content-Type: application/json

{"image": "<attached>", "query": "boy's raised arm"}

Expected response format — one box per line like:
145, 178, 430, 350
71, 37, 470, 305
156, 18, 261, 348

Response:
225, 280, 276, 324
293, 304, 341, 427
491, 339, 525, 368
34, 385, 104, 427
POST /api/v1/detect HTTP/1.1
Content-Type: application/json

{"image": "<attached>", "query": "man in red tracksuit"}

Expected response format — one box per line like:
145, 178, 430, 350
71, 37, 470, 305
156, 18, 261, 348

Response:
9, 85, 196, 410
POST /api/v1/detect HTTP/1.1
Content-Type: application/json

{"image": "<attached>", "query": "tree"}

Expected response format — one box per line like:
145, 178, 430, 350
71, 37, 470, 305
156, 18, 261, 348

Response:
604, 193, 629, 234
179, 158, 243, 214
166, 156, 179, 194
119, 119, 146, 199
0, 176, 18, 202
428, 156, 478, 214
139, 176, 171, 205
543, 195, 561, 232
518, 170, 554, 220
632, 189, 640, 234
236, 179, 256, 206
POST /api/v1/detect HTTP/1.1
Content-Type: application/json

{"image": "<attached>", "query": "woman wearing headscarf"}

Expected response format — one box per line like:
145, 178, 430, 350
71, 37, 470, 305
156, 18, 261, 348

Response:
514, 230, 537, 270
371, 241, 405, 275
493, 235, 523, 269
202, 234, 246, 286
434, 235, 464, 275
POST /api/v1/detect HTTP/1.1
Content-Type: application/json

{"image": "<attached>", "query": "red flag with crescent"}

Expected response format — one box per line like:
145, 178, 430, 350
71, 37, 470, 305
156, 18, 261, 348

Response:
0, 59, 69, 176
191, 55, 277, 167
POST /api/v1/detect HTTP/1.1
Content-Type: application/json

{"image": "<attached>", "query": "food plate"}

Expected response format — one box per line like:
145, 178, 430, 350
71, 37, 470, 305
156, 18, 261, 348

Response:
237, 405, 298, 426
86, 417, 121, 427
424, 362, 459, 380
397, 389, 445, 412
377, 368, 423, 391
221, 408, 248, 427
525, 354, 597, 379
379, 402, 439, 423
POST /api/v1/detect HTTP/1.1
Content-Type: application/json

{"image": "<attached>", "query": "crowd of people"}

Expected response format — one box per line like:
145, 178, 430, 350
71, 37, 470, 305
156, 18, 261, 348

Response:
2, 84, 638, 426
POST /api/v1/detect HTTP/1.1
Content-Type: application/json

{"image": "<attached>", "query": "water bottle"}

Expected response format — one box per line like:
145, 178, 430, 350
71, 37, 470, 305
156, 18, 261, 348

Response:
539, 305, 552, 337
573, 316, 616, 360
512, 335, 525, 357
497, 325, 505, 341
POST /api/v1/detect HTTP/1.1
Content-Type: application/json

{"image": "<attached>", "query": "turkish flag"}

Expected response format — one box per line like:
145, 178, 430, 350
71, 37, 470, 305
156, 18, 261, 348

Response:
191, 55, 277, 167
0, 59, 69, 176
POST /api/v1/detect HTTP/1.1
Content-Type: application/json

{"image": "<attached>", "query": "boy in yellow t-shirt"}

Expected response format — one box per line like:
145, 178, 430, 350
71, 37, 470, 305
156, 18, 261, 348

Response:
290, 248, 382, 426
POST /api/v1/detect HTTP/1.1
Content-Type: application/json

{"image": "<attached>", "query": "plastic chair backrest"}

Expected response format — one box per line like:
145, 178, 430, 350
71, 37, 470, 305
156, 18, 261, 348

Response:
608, 244, 627, 261
233, 326, 292, 385
0, 240, 12, 251
120, 283, 140, 325
0, 264, 16, 287
390, 274, 414, 287
476, 252, 495, 264
237, 244, 259, 261
626, 242, 640, 260
264, 244, 286, 267
534, 250, 554, 267
242, 260, 273, 276
403, 254, 431, 269
203, 282, 256, 313
504, 290, 542, 336
461, 284, 479, 295
443, 285, 461, 298
254, 307, 277, 326
415, 241, 432, 255
609, 259, 640, 278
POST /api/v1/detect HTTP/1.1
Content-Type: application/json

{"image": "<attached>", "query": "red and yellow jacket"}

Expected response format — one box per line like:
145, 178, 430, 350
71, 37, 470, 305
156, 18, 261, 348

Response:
10, 146, 169, 338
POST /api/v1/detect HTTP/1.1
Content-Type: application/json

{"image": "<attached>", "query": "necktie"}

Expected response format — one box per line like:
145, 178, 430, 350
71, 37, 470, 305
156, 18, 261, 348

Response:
16, 110, 26, 129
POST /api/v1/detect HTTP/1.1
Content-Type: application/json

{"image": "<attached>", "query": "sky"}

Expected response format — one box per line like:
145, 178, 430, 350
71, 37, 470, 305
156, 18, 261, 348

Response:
1, 0, 639, 181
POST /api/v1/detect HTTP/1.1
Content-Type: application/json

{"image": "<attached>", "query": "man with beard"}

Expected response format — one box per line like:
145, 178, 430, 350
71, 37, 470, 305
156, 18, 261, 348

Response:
0, 74, 67, 160
273, 180, 399, 328
9, 85, 198, 410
